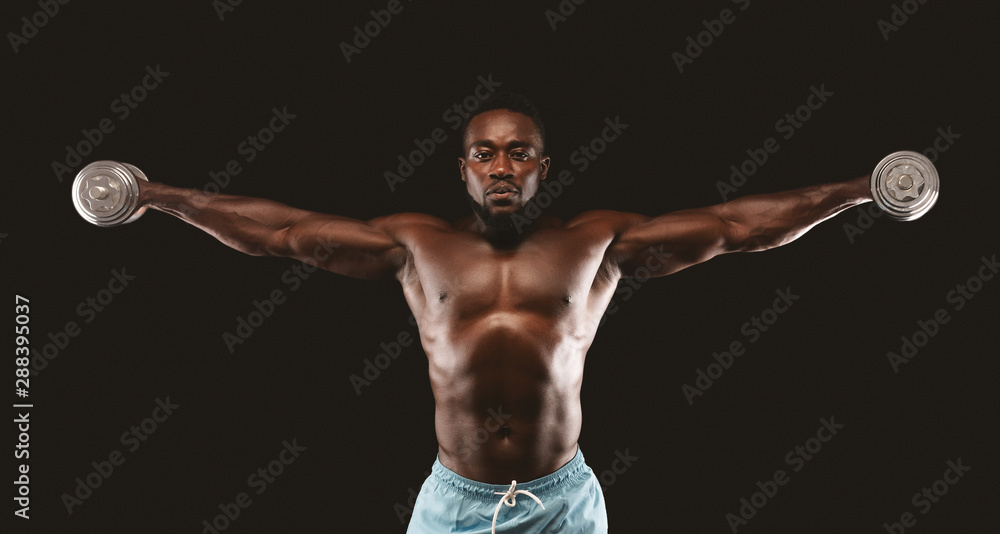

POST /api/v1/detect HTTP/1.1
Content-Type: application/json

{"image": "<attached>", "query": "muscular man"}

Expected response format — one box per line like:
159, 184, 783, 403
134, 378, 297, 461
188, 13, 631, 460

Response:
136, 93, 872, 533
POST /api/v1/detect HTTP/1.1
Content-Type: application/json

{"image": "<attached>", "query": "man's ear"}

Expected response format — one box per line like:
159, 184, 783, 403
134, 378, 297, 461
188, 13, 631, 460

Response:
457, 157, 467, 182
539, 155, 551, 181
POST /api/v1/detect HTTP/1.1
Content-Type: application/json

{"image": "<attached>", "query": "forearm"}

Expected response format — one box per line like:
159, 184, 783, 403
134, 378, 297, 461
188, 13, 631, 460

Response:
715, 175, 872, 252
139, 181, 312, 256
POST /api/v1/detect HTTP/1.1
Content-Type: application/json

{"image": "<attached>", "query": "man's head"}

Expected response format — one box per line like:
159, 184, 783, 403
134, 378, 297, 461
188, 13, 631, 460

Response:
458, 92, 550, 234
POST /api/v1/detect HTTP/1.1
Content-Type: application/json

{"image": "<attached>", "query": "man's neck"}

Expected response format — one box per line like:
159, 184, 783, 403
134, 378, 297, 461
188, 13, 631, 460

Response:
458, 213, 561, 245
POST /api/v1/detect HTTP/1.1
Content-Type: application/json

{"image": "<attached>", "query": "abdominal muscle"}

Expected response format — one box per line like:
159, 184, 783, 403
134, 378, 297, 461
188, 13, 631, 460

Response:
426, 312, 587, 483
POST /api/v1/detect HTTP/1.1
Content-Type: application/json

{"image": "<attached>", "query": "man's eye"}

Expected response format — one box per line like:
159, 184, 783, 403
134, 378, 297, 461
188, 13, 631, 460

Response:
474, 152, 491, 159
513, 152, 529, 159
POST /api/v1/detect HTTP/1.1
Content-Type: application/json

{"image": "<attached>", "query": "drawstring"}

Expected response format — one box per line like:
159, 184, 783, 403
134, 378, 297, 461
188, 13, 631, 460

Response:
491, 480, 545, 534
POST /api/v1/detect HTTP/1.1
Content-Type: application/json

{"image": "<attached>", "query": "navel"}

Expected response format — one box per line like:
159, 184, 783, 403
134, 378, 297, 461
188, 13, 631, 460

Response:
438, 291, 447, 302
562, 295, 572, 306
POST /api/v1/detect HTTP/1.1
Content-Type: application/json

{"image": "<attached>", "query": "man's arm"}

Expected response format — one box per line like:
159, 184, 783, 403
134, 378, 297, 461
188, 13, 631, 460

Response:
606, 175, 873, 277
139, 181, 410, 280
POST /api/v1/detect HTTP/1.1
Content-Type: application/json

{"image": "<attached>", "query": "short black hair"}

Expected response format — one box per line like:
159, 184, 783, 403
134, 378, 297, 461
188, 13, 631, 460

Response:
460, 92, 546, 155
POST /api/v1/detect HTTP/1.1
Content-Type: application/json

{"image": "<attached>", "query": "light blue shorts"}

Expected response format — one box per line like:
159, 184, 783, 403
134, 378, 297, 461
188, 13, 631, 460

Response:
406, 446, 608, 533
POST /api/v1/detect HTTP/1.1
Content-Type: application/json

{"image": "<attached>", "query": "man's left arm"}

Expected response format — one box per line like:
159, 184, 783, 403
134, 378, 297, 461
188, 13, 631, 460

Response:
607, 175, 873, 277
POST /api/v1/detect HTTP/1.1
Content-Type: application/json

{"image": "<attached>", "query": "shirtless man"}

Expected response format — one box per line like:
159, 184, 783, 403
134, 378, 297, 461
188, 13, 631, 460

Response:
133, 93, 874, 533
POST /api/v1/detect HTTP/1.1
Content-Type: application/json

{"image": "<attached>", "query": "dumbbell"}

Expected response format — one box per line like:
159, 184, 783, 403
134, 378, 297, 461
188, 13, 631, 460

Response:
870, 150, 940, 221
71, 160, 148, 226
73, 153, 940, 225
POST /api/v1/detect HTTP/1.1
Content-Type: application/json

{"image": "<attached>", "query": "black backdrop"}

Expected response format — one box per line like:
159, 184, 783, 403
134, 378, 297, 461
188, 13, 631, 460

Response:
7, 0, 999, 532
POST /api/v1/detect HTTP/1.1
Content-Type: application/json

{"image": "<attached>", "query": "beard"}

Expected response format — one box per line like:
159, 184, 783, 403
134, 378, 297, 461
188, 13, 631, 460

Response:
465, 191, 528, 234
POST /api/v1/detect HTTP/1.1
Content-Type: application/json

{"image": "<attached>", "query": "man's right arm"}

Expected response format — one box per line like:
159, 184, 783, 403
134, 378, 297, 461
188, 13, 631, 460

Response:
140, 181, 408, 280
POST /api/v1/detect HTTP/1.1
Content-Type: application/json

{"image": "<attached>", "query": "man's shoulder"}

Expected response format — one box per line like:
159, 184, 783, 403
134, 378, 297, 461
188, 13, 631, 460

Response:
368, 213, 460, 246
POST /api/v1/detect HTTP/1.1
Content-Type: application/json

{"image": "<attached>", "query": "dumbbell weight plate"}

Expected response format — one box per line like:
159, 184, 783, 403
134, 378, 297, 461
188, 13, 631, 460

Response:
72, 161, 148, 226
870, 151, 939, 221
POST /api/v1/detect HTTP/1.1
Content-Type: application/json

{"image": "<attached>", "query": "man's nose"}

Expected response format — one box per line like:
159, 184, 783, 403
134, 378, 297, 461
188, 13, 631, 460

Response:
489, 155, 514, 181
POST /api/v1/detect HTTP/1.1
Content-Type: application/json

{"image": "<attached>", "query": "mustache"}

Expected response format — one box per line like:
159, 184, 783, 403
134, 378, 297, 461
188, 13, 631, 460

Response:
486, 181, 520, 194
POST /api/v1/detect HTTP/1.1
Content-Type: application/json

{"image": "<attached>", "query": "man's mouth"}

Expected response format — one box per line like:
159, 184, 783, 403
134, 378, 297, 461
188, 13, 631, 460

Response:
486, 184, 519, 200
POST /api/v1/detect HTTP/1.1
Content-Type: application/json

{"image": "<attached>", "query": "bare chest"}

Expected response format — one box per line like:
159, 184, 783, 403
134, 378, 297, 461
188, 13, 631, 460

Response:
404, 229, 613, 320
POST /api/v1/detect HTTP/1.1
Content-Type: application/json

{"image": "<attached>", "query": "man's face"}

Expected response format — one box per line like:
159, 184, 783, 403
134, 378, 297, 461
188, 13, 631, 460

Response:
459, 109, 550, 226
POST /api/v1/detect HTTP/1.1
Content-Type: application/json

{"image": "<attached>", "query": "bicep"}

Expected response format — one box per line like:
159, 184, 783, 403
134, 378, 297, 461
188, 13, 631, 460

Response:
610, 208, 742, 277
271, 214, 406, 280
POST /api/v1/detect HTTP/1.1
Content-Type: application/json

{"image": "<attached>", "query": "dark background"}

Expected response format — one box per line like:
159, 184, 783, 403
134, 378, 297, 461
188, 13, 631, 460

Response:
7, 0, 998, 532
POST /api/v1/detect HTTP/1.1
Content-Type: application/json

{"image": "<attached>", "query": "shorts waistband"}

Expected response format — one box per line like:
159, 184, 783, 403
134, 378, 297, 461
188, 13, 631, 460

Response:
430, 446, 590, 504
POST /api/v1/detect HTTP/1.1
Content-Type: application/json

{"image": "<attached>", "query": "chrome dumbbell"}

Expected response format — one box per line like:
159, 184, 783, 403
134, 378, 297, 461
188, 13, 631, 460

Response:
870, 151, 940, 221
72, 160, 148, 226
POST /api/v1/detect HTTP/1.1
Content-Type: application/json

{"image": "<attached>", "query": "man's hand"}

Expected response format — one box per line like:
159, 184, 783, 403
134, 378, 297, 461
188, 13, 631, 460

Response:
605, 176, 873, 277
